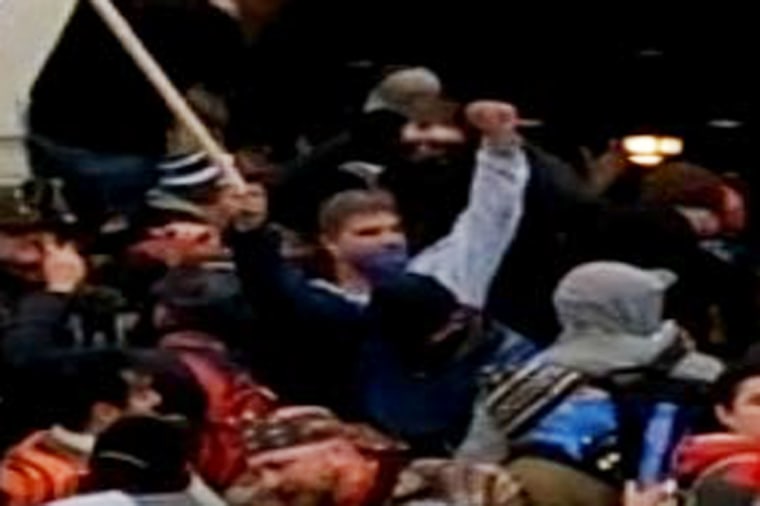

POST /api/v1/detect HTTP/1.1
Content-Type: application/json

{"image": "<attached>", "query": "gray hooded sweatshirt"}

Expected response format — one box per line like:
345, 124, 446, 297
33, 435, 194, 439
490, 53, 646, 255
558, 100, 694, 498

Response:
457, 261, 723, 462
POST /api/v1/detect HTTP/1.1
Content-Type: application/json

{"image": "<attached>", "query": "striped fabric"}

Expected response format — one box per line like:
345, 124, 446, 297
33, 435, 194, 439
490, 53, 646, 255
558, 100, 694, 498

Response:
0, 431, 89, 506
157, 152, 221, 192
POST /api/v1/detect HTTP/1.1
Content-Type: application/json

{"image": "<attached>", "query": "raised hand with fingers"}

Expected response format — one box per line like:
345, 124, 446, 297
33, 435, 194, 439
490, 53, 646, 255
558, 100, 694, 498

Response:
465, 101, 521, 149
213, 182, 269, 232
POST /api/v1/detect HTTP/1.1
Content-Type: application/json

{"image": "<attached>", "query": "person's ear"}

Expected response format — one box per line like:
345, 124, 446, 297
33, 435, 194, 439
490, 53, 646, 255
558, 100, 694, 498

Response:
715, 404, 737, 432
320, 234, 340, 257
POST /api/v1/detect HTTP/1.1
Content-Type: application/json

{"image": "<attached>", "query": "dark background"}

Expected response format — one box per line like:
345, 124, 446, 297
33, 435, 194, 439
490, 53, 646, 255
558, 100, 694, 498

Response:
243, 1, 757, 175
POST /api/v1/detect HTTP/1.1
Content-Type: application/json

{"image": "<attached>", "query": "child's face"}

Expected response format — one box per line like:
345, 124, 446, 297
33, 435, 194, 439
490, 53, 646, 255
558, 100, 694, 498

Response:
717, 376, 760, 439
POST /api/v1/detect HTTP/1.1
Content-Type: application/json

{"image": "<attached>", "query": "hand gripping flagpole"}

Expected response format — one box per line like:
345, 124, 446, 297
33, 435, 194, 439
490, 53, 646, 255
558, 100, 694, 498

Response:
88, 0, 247, 191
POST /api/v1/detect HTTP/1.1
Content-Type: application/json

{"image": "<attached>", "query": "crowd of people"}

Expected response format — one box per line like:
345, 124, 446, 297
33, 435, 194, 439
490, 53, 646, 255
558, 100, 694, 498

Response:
1, 1, 760, 505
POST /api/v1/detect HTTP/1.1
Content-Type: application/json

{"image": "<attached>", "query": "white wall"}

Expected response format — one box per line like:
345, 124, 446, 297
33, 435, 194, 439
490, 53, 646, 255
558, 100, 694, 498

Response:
0, 0, 76, 184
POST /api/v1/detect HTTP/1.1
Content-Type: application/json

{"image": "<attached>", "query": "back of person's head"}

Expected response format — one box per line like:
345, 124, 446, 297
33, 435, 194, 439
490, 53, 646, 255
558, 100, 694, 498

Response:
89, 415, 192, 495
151, 266, 251, 345
368, 274, 469, 363
318, 189, 398, 239
641, 162, 726, 215
553, 261, 677, 336
43, 350, 158, 434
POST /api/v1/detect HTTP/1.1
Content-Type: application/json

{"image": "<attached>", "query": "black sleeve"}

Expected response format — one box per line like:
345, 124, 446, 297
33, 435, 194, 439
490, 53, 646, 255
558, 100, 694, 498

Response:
1, 292, 74, 369
227, 226, 364, 337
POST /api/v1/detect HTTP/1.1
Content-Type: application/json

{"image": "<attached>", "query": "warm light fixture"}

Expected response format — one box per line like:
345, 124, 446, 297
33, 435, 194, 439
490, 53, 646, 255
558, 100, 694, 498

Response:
628, 154, 664, 166
623, 135, 659, 155
658, 137, 684, 156
622, 134, 683, 167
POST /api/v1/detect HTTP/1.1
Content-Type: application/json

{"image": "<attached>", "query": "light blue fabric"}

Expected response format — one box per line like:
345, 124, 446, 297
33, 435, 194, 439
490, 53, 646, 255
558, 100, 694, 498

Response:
524, 385, 617, 461
410, 143, 530, 309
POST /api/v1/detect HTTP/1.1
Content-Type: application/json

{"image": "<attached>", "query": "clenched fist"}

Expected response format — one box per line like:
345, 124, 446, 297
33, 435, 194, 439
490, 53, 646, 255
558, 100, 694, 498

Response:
466, 101, 520, 148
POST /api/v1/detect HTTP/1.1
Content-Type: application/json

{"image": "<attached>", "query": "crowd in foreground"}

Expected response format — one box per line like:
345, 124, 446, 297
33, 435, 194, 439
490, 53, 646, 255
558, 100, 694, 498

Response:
3, 2, 760, 506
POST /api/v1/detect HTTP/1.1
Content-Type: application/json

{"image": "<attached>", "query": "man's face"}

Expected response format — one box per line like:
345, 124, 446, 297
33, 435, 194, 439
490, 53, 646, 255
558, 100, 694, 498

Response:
717, 377, 760, 440
400, 122, 467, 163
324, 211, 406, 265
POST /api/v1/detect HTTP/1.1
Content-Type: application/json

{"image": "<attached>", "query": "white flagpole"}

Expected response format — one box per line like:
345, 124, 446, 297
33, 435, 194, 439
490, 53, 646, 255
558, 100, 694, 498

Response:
87, 0, 246, 190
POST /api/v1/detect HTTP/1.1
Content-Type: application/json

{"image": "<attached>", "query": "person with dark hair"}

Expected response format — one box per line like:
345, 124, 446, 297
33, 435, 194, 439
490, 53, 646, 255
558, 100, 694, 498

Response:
0, 218, 88, 371
633, 162, 759, 357
676, 358, 760, 506
0, 350, 161, 505
49, 415, 225, 506
380, 96, 478, 251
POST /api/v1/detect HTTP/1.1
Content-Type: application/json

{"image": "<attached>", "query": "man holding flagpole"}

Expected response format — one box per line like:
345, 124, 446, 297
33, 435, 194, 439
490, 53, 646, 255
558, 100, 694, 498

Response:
24, 0, 284, 230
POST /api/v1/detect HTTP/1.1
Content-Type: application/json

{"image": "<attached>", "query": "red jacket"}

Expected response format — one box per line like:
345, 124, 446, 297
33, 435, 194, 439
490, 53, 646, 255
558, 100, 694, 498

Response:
159, 332, 278, 489
676, 433, 760, 506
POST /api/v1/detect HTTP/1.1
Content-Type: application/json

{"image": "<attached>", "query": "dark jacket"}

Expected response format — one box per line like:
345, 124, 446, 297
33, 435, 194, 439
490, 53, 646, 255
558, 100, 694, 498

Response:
486, 145, 600, 343
487, 146, 759, 355
229, 226, 537, 449
28, 0, 243, 155
228, 227, 366, 416
0, 282, 77, 451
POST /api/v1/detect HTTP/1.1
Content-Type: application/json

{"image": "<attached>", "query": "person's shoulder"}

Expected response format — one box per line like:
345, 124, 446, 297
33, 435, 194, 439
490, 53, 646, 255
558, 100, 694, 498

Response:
46, 491, 135, 506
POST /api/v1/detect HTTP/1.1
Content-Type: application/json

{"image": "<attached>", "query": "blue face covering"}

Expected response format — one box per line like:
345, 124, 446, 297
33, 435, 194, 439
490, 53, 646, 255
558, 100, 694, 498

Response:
350, 244, 409, 284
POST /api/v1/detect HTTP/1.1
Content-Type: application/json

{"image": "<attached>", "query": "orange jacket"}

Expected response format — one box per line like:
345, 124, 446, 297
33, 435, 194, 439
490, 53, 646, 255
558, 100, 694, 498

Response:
0, 431, 89, 506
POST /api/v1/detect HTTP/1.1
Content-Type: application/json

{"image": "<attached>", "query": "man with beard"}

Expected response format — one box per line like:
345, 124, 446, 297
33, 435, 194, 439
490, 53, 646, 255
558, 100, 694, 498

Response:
380, 97, 479, 251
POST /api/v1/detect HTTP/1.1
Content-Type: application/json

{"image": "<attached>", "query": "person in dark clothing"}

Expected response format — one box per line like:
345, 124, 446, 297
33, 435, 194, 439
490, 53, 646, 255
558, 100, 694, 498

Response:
571, 162, 760, 358
485, 144, 600, 344
25, 0, 259, 228
57, 415, 226, 506
0, 225, 87, 370
0, 350, 162, 506
270, 67, 442, 237
379, 97, 478, 251
226, 101, 537, 445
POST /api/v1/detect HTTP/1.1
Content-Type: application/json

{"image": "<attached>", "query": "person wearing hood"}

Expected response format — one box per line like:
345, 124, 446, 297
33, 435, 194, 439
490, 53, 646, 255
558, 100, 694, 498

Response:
458, 261, 723, 506
676, 358, 760, 506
